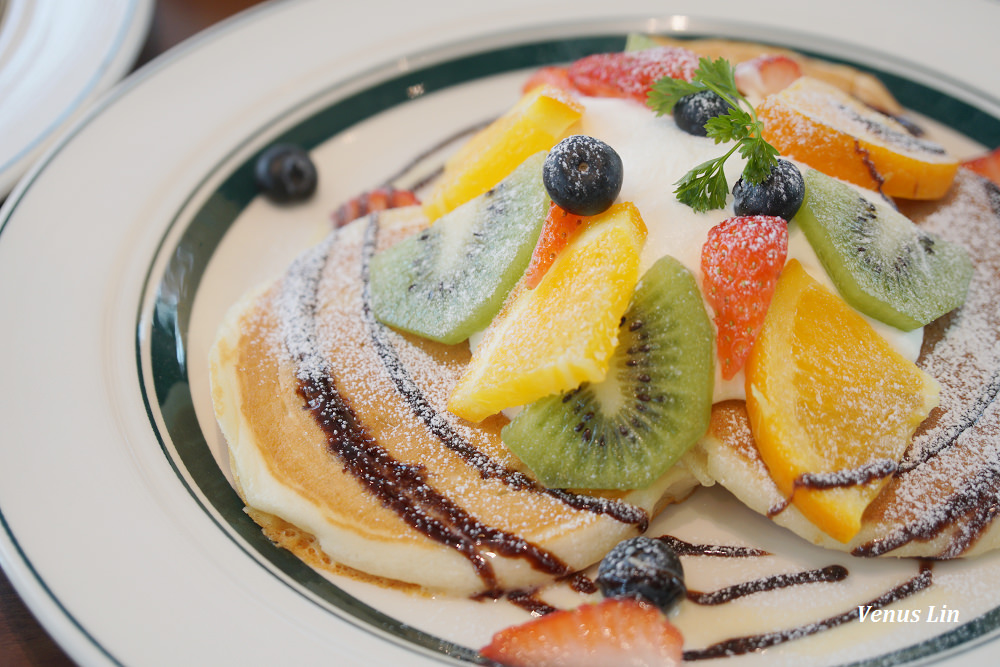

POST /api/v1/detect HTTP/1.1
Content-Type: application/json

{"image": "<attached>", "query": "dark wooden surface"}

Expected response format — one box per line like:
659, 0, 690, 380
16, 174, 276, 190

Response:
0, 2, 267, 664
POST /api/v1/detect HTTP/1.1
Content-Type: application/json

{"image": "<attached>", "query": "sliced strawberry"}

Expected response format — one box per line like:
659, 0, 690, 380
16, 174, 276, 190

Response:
480, 598, 683, 667
734, 54, 802, 99
701, 215, 789, 380
962, 146, 1000, 186
331, 187, 420, 227
523, 203, 589, 289
522, 65, 575, 95
566, 46, 699, 101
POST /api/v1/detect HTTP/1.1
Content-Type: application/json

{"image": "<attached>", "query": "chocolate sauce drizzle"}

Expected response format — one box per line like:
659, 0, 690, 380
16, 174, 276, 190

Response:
796, 459, 898, 490
287, 231, 565, 594
687, 565, 848, 606
358, 214, 648, 531
767, 459, 898, 518
506, 591, 558, 617
566, 571, 598, 594
657, 535, 769, 558
854, 462, 1000, 558
283, 214, 649, 595
682, 564, 934, 661
898, 368, 1000, 473
381, 118, 492, 191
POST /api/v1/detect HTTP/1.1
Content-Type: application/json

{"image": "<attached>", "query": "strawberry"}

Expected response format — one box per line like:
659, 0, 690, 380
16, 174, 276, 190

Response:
566, 46, 699, 101
701, 215, 789, 380
480, 598, 683, 667
522, 66, 575, 95
331, 187, 420, 227
523, 202, 589, 289
734, 54, 802, 99
962, 146, 1000, 186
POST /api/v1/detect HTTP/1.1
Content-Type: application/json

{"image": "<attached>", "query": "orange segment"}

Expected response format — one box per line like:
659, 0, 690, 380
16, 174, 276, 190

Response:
447, 202, 646, 423
424, 85, 584, 221
745, 260, 939, 543
757, 77, 958, 199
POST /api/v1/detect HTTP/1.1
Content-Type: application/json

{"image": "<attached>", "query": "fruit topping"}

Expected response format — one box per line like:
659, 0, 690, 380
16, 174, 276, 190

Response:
672, 90, 733, 137
369, 153, 548, 344
643, 35, 905, 116
732, 158, 804, 220
542, 135, 624, 216
596, 536, 686, 613
254, 143, 318, 203
794, 168, 973, 330
500, 255, 713, 489
480, 598, 684, 667
447, 202, 647, 423
733, 54, 802, 100
423, 85, 583, 221
757, 77, 959, 199
962, 146, 1000, 186
565, 46, 699, 101
331, 186, 419, 227
700, 215, 788, 380
648, 57, 779, 212
745, 259, 940, 543
522, 65, 575, 95
523, 203, 588, 290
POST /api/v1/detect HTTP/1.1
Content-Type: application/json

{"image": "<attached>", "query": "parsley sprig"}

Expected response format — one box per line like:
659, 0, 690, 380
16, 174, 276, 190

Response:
647, 57, 779, 212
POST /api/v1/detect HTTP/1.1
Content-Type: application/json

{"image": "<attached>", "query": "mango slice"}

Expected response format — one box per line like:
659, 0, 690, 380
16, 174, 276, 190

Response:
447, 202, 646, 423
424, 85, 583, 220
745, 260, 939, 542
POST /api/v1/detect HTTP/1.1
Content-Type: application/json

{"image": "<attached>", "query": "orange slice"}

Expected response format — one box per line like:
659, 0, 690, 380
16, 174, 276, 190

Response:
745, 260, 939, 543
447, 202, 646, 423
423, 85, 583, 221
757, 77, 958, 199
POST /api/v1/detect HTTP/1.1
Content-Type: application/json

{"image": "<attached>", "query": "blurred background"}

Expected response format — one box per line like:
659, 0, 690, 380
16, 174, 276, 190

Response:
0, 5, 267, 664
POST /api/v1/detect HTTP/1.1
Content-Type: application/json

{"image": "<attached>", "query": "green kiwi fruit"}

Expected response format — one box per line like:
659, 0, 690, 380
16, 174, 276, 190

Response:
500, 255, 714, 490
794, 169, 973, 331
369, 153, 548, 344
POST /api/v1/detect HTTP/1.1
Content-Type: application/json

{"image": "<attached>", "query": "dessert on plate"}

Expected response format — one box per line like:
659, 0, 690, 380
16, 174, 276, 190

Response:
209, 34, 1000, 664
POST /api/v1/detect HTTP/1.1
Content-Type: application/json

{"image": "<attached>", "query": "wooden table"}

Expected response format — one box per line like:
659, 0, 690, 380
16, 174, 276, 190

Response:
0, 3, 267, 663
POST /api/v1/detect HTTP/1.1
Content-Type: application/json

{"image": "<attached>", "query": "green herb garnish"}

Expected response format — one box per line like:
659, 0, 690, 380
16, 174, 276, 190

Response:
647, 57, 779, 212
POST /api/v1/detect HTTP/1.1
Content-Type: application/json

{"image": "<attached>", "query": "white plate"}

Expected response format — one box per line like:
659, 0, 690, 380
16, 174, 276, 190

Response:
2, 0, 1000, 665
0, 0, 153, 197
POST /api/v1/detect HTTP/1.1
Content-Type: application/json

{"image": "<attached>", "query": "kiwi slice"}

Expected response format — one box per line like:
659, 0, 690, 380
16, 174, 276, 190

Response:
500, 255, 714, 490
370, 153, 548, 344
795, 169, 974, 331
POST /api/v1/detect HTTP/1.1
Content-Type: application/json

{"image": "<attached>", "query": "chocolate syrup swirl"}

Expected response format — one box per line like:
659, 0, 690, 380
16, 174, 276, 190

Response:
766, 459, 897, 518
797, 459, 898, 490
687, 565, 848, 606
287, 229, 573, 594
506, 591, 558, 617
566, 572, 598, 594
854, 462, 1000, 558
898, 368, 1000, 473
657, 535, 769, 558
683, 564, 933, 661
358, 214, 648, 532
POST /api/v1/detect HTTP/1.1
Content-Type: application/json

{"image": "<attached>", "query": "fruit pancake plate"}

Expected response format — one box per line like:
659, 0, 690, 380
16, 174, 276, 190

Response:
1, 1, 1000, 665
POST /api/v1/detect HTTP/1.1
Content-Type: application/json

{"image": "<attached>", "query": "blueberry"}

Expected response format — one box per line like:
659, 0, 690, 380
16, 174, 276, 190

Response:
673, 90, 733, 137
732, 158, 805, 221
596, 536, 685, 613
543, 135, 623, 216
255, 143, 318, 203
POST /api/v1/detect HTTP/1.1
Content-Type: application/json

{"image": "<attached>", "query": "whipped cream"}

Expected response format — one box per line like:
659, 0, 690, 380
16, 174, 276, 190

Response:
575, 96, 924, 402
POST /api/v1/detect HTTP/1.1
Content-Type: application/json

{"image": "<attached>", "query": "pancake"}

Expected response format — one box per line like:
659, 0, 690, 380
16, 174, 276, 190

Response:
209, 205, 699, 597
685, 169, 1000, 558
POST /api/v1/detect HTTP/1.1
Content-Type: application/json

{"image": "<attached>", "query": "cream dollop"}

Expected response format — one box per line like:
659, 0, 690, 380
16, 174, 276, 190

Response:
574, 96, 923, 402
